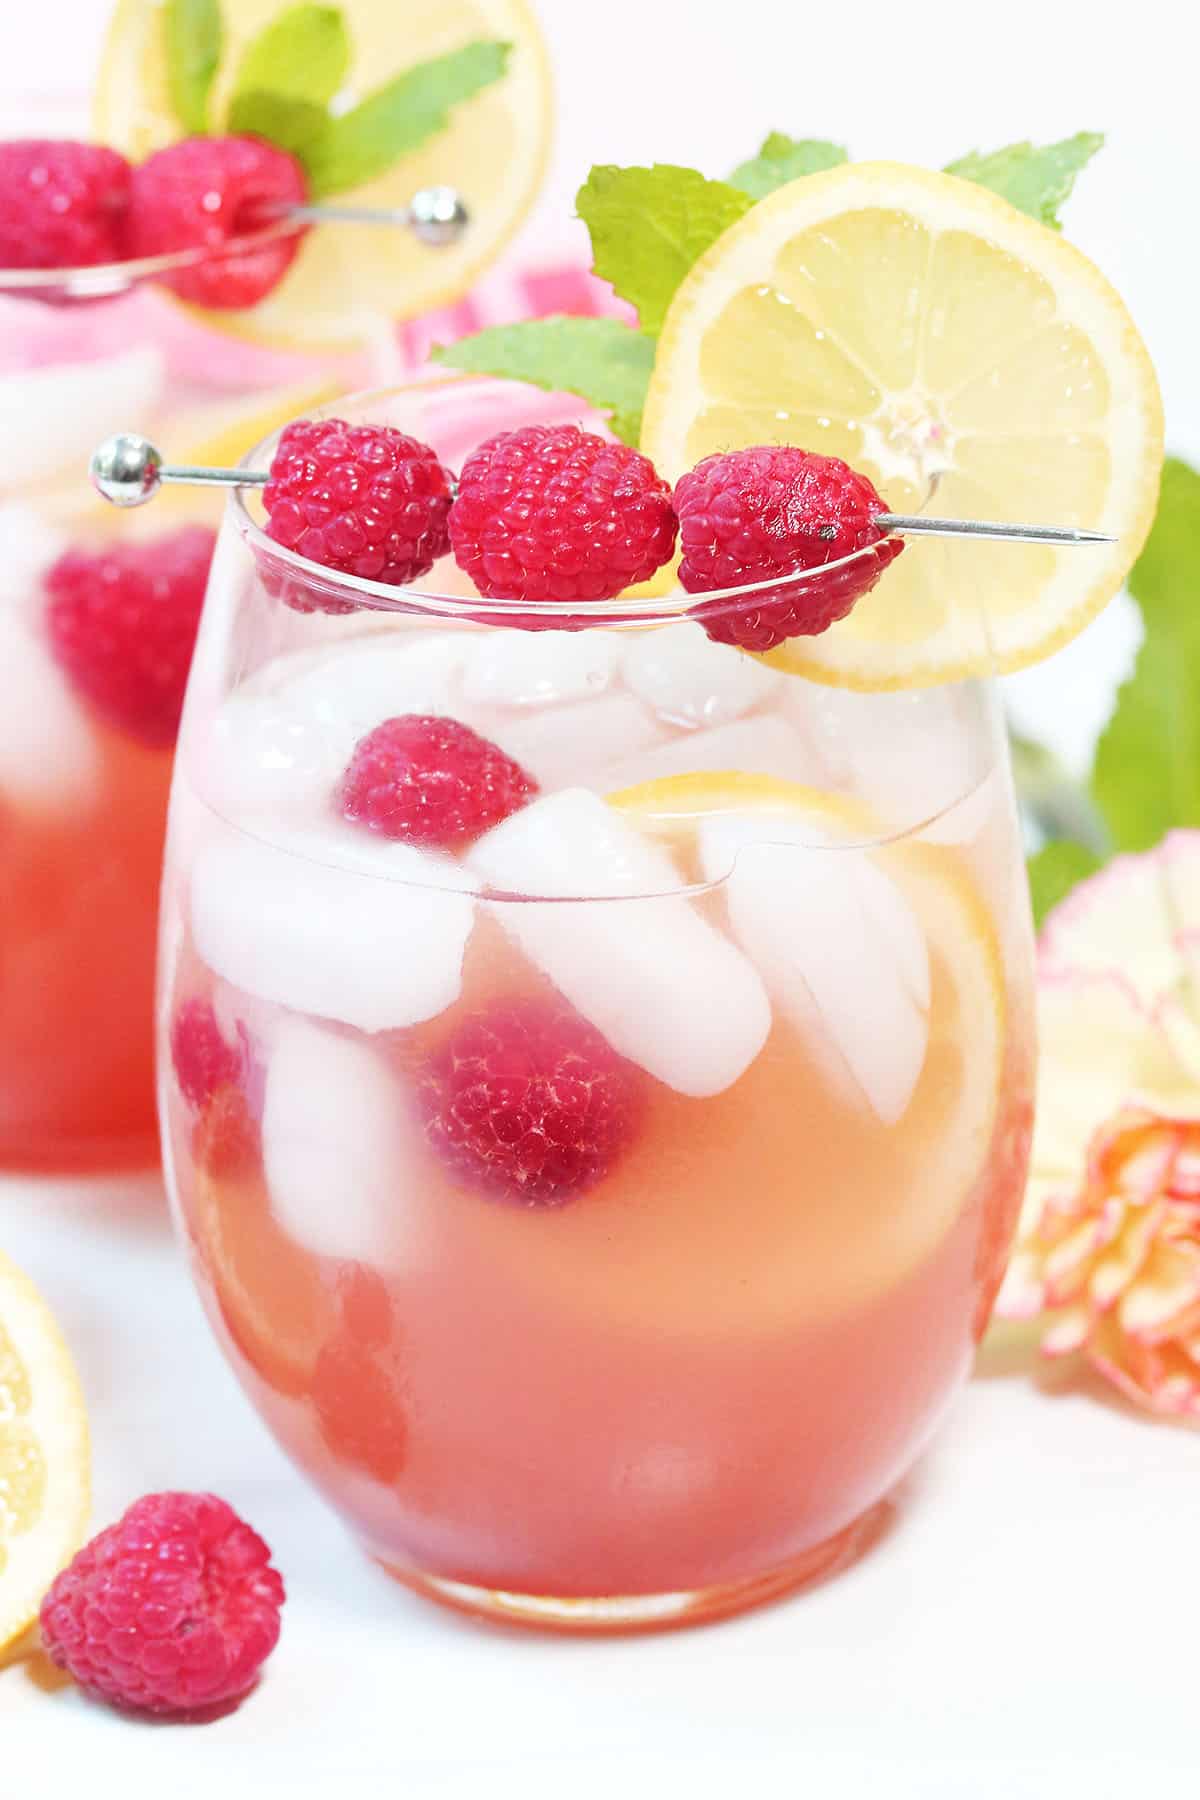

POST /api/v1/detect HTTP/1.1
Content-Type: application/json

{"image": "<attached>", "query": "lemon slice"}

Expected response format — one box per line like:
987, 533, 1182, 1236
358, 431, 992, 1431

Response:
95, 0, 552, 351
0, 1250, 90, 1652
641, 162, 1163, 689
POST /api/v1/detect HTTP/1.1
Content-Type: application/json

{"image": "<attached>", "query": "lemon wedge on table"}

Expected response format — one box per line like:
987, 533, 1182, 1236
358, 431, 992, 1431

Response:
94, 0, 552, 352
640, 161, 1163, 689
0, 1250, 89, 1654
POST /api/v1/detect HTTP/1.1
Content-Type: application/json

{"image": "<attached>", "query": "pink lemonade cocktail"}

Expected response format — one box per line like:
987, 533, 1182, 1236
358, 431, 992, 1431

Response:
159, 378, 1036, 1629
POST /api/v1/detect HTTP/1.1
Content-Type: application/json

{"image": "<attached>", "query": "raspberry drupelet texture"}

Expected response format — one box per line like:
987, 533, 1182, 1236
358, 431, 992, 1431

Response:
673, 447, 903, 652
127, 134, 307, 308
263, 419, 455, 608
418, 996, 644, 1206
448, 424, 678, 606
340, 714, 537, 849
39, 1491, 285, 1717
0, 139, 132, 271
170, 998, 245, 1110
44, 524, 216, 747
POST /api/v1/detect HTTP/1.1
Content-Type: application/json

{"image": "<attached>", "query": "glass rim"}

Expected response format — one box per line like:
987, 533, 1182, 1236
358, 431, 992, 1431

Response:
231, 371, 893, 628
0, 217, 303, 300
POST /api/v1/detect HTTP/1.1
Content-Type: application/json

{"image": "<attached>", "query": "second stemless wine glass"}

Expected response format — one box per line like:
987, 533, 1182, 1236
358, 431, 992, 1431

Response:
157, 377, 1036, 1631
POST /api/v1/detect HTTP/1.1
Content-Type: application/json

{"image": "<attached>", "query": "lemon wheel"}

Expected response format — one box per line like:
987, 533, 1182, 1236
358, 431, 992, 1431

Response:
0, 1250, 90, 1653
95, 0, 553, 351
641, 162, 1162, 688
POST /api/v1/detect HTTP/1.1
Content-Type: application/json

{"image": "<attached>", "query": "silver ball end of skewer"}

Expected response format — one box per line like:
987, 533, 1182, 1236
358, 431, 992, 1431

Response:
407, 186, 469, 247
90, 433, 163, 507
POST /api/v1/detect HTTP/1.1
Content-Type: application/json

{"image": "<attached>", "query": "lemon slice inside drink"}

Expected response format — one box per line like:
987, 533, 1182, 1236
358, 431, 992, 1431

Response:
0, 1250, 90, 1653
95, 0, 552, 351
640, 161, 1163, 688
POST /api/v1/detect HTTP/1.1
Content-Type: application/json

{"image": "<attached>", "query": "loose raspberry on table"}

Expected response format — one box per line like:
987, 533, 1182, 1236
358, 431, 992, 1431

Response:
0, 139, 131, 271
44, 524, 215, 748
127, 134, 307, 309
39, 1491, 285, 1718
448, 424, 678, 607
262, 418, 455, 607
673, 446, 903, 653
340, 714, 537, 849
418, 996, 644, 1206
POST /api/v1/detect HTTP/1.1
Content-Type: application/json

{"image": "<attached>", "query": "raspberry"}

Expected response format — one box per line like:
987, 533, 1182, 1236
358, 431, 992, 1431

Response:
418, 996, 643, 1206
170, 998, 245, 1110
0, 139, 131, 271
262, 418, 455, 607
127, 135, 307, 309
39, 1492, 284, 1717
44, 524, 215, 748
448, 424, 677, 607
673, 447, 903, 652
193, 1084, 261, 1182
340, 714, 537, 849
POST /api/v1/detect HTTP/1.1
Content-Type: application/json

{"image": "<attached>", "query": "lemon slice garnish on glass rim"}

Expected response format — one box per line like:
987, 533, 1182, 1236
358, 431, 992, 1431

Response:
640, 160, 1163, 690
0, 1249, 90, 1654
94, 0, 553, 352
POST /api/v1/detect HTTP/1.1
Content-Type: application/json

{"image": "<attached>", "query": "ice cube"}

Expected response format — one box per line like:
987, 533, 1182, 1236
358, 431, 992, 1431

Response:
0, 510, 99, 807
262, 1017, 426, 1267
469, 789, 771, 1095
488, 692, 668, 791
190, 824, 474, 1032
200, 688, 351, 826
622, 622, 780, 727
700, 814, 930, 1124
272, 632, 468, 741
785, 683, 988, 840
462, 628, 619, 707
599, 714, 819, 794
0, 347, 166, 488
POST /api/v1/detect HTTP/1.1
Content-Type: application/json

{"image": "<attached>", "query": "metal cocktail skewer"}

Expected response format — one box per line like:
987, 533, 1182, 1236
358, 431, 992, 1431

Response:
279, 184, 470, 247
88, 432, 1117, 547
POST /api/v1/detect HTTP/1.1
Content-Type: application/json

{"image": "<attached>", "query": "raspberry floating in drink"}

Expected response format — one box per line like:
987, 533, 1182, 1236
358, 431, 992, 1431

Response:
339, 713, 538, 848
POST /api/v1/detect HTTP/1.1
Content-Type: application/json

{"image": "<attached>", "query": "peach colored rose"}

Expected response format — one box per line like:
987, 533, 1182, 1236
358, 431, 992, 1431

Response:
999, 831, 1200, 1414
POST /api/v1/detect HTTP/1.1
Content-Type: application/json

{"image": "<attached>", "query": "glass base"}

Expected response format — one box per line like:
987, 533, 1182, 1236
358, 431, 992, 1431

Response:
380, 1500, 892, 1636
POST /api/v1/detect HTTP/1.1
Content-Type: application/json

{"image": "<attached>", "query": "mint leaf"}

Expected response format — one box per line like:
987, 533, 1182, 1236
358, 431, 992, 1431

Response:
230, 4, 350, 112
432, 317, 655, 447
306, 40, 509, 199
227, 90, 331, 162
945, 132, 1104, 229
1027, 841, 1102, 928
576, 165, 753, 337
163, 0, 222, 134
729, 132, 847, 200
1092, 458, 1199, 850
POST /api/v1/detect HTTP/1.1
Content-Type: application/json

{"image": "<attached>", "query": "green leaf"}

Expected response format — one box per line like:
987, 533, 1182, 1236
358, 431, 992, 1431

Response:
163, 0, 222, 134
227, 90, 331, 163
432, 317, 656, 446
305, 40, 509, 199
230, 4, 350, 112
576, 165, 753, 337
1027, 841, 1102, 929
728, 132, 847, 199
1092, 458, 1200, 850
945, 132, 1104, 229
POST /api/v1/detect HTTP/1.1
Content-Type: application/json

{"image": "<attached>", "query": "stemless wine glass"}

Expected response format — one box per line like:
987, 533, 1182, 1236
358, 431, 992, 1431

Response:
0, 228, 347, 1174
158, 376, 1036, 1631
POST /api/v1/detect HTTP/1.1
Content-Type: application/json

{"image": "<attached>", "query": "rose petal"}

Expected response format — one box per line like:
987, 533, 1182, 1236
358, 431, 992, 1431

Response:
1119, 1240, 1200, 1341
1089, 1201, 1164, 1311
1041, 1304, 1091, 1357
1040, 845, 1179, 1006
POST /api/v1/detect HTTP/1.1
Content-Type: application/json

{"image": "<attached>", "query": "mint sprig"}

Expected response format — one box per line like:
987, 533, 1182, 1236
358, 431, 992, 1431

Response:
729, 133, 847, 199
577, 165, 753, 336
304, 39, 509, 199
945, 133, 1104, 231
231, 4, 349, 110
162, 2, 511, 201
437, 128, 1106, 448
432, 317, 655, 447
164, 0, 222, 135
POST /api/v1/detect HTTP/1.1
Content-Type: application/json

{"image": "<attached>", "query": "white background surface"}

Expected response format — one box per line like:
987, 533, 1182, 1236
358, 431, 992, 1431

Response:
2, 2, 1198, 1793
